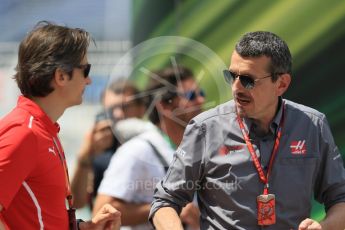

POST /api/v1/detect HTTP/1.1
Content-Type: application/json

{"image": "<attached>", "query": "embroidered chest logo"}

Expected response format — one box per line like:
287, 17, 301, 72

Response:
219, 145, 244, 156
48, 146, 56, 156
290, 140, 306, 155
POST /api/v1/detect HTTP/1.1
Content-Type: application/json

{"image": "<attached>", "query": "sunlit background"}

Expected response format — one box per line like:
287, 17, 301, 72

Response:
1, 0, 345, 221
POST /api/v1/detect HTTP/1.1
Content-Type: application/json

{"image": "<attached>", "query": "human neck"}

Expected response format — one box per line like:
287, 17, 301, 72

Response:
158, 119, 185, 146
31, 95, 66, 122
251, 100, 279, 135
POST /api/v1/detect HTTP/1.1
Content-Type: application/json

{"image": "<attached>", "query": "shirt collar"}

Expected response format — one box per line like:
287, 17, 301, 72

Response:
17, 95, 60, 135
158, 128, 177, 149
272, 97, 283, 128
243, 97, 284, 137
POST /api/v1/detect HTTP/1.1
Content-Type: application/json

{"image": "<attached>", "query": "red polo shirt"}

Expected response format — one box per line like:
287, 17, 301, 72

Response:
0, 96, 68, 229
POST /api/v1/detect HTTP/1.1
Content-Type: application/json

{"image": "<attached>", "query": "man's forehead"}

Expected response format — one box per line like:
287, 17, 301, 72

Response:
178, 78, 197, 89
229, 51, 271, 73
103, 90, 133, 107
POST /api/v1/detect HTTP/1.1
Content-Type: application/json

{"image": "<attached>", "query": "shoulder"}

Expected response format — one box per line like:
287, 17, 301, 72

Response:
184, 100, 236, 136
193, 100, 236, 124
117, 133, 155, 155
284, 99, 326, 124
111, 130, 160, 163
0, 109, 37, 146
0, 110, 39, 168
109, 129, 173, 169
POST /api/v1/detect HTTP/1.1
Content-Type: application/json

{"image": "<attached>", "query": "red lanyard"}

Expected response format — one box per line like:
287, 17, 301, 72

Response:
53, 137, 74, 208
236, 104, 285, 195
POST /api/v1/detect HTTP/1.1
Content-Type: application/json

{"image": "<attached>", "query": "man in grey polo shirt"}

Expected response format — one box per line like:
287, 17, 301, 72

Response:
149, 31, 345, 229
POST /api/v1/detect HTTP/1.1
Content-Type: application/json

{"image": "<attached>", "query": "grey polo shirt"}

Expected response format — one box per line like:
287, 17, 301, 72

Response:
149, 99, 345, 230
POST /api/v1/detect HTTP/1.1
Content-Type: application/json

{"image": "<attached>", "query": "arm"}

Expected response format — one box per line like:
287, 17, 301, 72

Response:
320, 202, 345, 229
153, 207, 183, 230
71, 120, 114, 208
0, 205, 7, 230
79, 203, 121, 230
71, 131, 94, 209
179, 202, 200, 230
304, 116, 345, 230
150, 122, 205, 228
0, 127, 37, 229
0, 222, 5, 230
94, 136, 167, 226
93, 194, 150, 226
298, 202, 345, 230
153, 203, 200, 230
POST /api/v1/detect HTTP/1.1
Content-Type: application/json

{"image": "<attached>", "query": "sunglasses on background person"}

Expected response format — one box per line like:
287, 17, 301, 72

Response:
76, 63, 91, 78
161, 88, 206, 103
180, 89, 205, 101
223, 69, 272, 89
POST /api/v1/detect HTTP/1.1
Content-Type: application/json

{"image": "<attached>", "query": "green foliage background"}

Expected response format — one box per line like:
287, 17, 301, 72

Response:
132, 0, 345, 220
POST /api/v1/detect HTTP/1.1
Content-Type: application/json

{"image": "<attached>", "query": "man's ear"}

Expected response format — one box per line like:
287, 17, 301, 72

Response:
53, 68, 69, 87
156, 100, 175, 117
276, 73, 291, 96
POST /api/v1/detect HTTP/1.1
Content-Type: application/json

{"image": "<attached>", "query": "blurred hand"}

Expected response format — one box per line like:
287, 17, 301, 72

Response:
80, 204, 121, 230
180, 203, 200, 230
91, 120, 114, 154
79, 119, 114, 159
298, 218, 322, 230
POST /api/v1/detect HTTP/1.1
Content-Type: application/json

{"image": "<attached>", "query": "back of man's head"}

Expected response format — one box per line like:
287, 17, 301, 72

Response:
235, 31, 292, 80
14, 21, 91, 97
145, 66, 194, 124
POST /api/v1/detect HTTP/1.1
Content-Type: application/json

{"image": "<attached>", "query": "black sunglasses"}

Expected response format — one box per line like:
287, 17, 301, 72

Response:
76, 64, 91, 78
180, 89, 205, 101
223, 70, 271, 89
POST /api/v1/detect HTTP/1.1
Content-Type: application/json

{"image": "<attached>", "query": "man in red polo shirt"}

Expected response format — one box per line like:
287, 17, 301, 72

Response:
0, 21, 120, 230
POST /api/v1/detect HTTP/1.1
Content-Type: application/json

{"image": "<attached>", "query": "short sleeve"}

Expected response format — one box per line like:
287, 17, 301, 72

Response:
97, 138, 158, 202
0, 125, 38, 209
314, 115, 345, 210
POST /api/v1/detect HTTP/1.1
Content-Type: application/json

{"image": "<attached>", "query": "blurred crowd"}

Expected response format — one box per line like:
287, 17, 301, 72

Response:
71, 67, 205, 230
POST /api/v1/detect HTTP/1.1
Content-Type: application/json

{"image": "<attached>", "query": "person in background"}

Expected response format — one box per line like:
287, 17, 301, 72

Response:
0, 21, 120, 230
71, 79, 147, 209
150, 31, 345, 230
93, 66, 204, 230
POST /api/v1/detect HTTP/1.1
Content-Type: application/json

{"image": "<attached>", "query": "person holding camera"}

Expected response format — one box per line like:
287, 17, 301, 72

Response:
71, 79, 147, 210
93, 66, 203, 230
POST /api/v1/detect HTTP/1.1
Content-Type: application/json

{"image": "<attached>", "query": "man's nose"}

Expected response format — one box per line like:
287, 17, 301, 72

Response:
232, 76, 243, 90
196, 93, 205, 104
85, 75, 92, 85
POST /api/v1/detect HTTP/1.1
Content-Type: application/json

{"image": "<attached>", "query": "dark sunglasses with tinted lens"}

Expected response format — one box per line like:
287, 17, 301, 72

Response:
223, 69, 271, 89
76, 64, 91, 78
181, 89, 205, 101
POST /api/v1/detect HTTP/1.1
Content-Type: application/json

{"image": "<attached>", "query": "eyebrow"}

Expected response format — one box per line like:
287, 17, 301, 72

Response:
230, 70, 255, 78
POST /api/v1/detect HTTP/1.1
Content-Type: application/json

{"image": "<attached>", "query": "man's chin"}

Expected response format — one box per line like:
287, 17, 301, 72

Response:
70, 98, 83, 107
236, 107, 249, 118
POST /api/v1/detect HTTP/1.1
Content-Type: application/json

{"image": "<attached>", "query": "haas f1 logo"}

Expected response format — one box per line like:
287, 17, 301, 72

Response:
290, 140, 306, 155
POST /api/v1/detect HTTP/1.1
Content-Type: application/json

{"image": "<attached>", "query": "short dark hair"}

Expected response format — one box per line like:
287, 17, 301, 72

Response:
102, 78, 145, 105
14, 21, 92, 97
235, 31, 292, 81
145, 66, 194, 124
